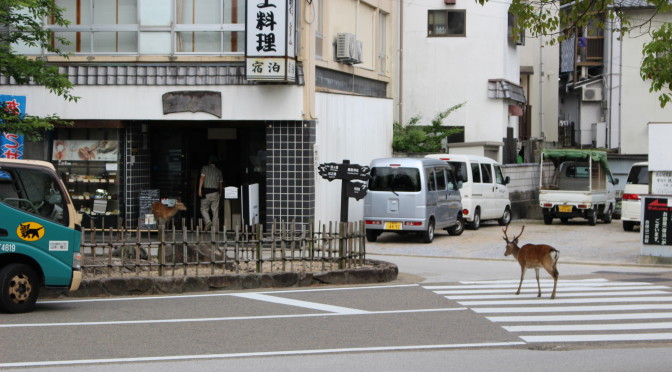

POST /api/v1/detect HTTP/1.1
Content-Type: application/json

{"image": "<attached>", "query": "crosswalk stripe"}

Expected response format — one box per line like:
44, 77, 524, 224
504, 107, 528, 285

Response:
471, 304, 672, 313
521, 333, 672, 343
455, 278, 609, 285
427, 282, 655, 290
435, 286, 671, 295
445, 290, 670, 300
487, 312, 672, 322
458, 296, 672, 306
503, 322, 672, 332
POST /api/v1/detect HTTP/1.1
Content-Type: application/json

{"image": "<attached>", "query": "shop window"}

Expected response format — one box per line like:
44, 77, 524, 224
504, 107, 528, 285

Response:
428, 9, 466, 37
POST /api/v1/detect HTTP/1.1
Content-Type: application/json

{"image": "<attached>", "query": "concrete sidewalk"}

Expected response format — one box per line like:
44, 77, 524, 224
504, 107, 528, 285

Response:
366, 219, 672, 284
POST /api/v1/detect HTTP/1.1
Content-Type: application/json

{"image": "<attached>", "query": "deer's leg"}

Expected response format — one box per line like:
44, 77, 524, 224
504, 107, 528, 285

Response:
534, 268, 541, 297
516, 266, 527, 295
548, 264, 559, 300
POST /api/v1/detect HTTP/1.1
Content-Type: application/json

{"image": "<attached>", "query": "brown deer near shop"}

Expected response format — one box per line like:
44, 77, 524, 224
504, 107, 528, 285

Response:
502, 225, 560, 299
152, 200, 187, 228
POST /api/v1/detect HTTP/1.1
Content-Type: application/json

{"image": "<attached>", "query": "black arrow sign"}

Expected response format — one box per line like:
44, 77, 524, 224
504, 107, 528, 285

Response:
347, 181, 369, 200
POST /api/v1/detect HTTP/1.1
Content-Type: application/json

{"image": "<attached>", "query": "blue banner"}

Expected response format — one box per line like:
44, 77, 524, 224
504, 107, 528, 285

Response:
0, 95, 26, 179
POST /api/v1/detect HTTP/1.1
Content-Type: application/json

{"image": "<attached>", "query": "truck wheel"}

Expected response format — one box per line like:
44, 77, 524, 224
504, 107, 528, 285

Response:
588, 209, 597, 226
422, 220, 435, 243
470, 210, 481, 230
0, 264, 40, 314
603, 206, 613, 224
623, 221, 635, 231
498, 208, 512, 226
543, 215, 553, 225
448, 215, 465, 236
365, 229, 379, 242
560, 218, 569, 224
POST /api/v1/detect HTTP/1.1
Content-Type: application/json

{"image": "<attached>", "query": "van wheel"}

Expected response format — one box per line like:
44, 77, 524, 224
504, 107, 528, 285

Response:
0, 264, 39, 314
422, 220, 435, 243
603, 206, 613, 224
365, 230, 379, 242
623, 221, 635, 231
470, 210, 481, 230
448, 215, 465, 236
498, 208, 511, 226
543, 215, 553, 225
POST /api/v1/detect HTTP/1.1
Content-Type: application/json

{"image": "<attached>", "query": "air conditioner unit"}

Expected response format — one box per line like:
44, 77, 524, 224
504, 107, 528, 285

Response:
336, 33, 362, 65
582, 86, 603, 101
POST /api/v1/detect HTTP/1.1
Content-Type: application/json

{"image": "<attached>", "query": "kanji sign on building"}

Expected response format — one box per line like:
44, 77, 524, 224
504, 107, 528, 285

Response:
245, 0, 296, 82
0, 95, 25, 160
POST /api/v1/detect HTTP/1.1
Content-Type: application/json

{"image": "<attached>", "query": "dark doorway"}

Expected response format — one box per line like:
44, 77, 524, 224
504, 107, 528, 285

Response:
149, 123, 266, 228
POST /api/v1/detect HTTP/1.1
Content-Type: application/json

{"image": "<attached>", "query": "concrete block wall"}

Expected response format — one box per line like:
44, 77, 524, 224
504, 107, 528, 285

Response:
502, 162, 554, 220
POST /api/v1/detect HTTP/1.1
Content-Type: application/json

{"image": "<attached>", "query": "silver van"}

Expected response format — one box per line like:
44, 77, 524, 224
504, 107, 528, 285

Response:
363, 158, 464, 243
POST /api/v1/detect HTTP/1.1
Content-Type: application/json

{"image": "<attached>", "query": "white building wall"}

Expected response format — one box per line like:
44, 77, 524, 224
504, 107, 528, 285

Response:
6, 85, 304, 121
617, 10, 672, 155
314, 92, 393, 223
400, 0, 519, 146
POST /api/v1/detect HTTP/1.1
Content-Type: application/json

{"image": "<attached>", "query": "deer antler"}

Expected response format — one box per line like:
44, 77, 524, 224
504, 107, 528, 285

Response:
513, 225, 525, 241
502, 225, 510, 242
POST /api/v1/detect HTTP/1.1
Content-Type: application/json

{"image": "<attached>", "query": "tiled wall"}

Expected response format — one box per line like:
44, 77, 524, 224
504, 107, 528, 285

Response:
123, 122, 151, 228
265, 121, 316, 227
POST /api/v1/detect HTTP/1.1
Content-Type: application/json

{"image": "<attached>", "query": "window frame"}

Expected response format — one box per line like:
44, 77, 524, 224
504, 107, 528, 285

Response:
427, 9, 466, 38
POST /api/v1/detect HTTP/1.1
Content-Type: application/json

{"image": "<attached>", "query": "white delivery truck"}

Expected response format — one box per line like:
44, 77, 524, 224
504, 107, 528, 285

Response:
539, 149, 619, 226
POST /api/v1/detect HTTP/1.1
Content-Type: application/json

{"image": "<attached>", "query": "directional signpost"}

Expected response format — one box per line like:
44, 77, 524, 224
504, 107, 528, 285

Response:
318, 159, 371, 222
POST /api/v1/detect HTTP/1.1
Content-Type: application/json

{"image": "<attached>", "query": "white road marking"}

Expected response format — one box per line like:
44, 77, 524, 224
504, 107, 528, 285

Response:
231, 293, 369, 314
0, 307, 468, 328
521, 333, 672, 343
0, 341, 526, 368
487, 312, 672, 322
445, 290, 669, 300
458, 296, 672, 306
435, 286, 671, 295
504, 322, 672, 332
454, 278, 609, 285
471, 304, 672, 313
426, 282, 655, 290
37, 284, 420, 304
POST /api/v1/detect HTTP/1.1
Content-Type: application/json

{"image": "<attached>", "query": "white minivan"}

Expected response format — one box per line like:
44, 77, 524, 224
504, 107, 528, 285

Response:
426, 154, 511, 229
622, 162, 648, 231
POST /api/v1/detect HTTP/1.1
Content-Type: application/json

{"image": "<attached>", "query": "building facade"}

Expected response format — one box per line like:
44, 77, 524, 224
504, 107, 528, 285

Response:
2, 0, 395, 228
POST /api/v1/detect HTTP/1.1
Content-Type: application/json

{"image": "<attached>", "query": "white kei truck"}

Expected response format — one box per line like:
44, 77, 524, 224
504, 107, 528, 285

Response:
539, 149, 619, 226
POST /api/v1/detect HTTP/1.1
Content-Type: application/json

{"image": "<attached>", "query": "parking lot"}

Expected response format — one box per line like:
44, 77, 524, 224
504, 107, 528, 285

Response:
365, 218, 646, 266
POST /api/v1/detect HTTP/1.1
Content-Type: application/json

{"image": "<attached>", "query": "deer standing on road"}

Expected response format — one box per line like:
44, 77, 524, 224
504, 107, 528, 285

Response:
502, 225, 560, 299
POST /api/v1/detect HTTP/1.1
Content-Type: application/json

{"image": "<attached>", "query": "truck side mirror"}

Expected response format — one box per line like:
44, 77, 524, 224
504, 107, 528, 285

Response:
504, 176, 510, 185
457, 181, 463, 189
613, 178, 620, 185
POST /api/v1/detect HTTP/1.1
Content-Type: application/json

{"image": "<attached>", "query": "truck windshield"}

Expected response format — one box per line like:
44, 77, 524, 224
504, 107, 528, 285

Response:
369, 167, 421, 192
0, 166, 68, 225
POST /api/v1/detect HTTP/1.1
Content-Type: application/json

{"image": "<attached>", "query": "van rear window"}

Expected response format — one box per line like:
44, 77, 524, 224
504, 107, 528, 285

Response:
627, 165, 649, 185
448, 161, 468, 183
369, 167, 421, 192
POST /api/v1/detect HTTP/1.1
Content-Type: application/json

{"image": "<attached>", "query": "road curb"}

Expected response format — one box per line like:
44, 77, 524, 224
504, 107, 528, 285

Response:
41, 259, 398, 298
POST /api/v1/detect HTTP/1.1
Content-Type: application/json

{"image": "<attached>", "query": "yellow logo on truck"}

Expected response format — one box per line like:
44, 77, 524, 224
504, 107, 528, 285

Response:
16, 222, 45, 242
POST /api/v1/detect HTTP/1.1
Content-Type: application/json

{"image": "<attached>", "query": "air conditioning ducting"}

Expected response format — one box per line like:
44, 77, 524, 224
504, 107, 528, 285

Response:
336, 33, 362, 65
582, 86, 603, 101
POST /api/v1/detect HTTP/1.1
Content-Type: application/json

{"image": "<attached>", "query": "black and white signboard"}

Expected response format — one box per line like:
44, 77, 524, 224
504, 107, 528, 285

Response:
642, 196, 672, 246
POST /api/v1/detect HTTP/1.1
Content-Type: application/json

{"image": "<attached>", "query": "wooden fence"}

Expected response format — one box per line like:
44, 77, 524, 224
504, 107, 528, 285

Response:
80, 220, 367, 279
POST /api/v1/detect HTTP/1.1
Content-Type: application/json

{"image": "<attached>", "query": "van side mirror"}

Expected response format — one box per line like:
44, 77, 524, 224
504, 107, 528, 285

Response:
457, 181, 463, 189
504, 176, 510, 185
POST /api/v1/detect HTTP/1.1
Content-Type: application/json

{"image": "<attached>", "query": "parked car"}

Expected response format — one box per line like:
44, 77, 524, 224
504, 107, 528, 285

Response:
539, 149, 618, 225
426, 154, 511, 229
364, 158, 464, 243
622, 162, 648, 231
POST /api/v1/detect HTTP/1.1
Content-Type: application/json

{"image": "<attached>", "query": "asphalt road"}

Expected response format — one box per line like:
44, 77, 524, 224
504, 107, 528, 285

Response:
2, 219, 672, 371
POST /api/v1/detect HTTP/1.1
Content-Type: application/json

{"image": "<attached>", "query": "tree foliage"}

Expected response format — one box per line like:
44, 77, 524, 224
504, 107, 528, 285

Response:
477, 0, 672, 107
392, 103, 465, 153
1, 0, 77, 139
641, 22, 672, 108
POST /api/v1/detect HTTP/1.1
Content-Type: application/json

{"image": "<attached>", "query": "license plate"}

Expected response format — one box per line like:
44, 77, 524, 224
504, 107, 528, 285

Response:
385, 222, 402, 230
558, 205, 573, 213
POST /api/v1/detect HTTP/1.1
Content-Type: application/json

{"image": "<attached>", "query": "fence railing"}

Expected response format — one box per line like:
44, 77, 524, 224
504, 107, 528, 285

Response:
80, 219, 367, 279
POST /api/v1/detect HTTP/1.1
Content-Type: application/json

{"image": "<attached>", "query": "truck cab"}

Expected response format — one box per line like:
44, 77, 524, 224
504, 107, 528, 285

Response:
0, 158, 82, 313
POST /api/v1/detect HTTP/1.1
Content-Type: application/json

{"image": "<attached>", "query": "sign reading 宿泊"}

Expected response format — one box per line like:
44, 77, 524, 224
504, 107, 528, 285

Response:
245, 0, 296, 82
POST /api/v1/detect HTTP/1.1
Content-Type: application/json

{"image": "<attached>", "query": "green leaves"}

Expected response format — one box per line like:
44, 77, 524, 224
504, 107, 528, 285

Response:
641, 22, 672, 108
392, 103, 465, 153
1, 101, 72, 141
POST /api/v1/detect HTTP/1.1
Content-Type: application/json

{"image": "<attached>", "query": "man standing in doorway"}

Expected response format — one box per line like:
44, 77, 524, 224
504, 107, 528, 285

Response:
198, 155, 223, 231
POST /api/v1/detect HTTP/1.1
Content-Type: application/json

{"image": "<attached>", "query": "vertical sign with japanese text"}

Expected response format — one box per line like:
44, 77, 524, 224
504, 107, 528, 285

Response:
245, 0, 296, 82
0, 95, 25, 179
642, 197, 672, 246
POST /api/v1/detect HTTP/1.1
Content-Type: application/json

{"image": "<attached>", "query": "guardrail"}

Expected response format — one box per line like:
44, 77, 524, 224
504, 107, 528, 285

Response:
80, 220, 367, 279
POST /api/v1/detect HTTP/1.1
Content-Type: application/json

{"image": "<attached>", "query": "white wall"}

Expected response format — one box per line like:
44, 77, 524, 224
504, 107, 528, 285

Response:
314, 92, 393, 223
6, 85, 304, 121
617, 10, 672, 155
400, 0, 519, 145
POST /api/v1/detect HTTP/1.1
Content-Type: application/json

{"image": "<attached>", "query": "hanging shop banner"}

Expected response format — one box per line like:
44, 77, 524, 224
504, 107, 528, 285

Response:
245, 0, 296, 82
0, 95, 26, 160
52, 140, 119, 162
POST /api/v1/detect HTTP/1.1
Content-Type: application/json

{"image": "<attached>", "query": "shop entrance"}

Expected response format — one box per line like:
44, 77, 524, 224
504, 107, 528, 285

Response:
149, 124, 266, 229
